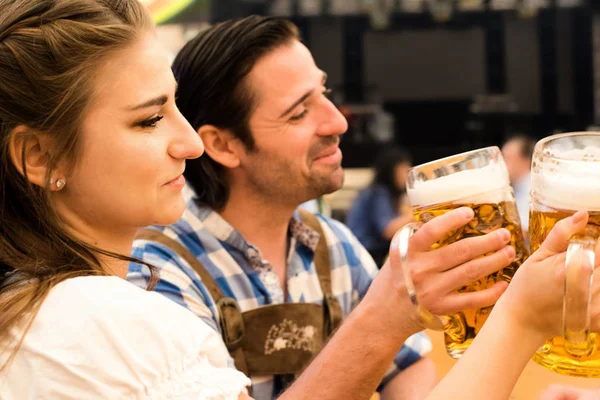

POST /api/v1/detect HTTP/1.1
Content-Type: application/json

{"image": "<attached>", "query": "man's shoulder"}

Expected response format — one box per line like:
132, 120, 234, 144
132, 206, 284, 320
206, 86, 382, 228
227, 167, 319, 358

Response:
298, 213, 378, 296
132, 209, 213, 257
311, 213, 360, 245
301, 212, 376, 268
130, 212, 238, 290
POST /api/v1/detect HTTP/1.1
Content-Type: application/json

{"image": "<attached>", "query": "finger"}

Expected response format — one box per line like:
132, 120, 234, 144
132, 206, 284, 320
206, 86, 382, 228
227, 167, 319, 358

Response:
581, 389, 600, 400
581, 393, 600, 400
435, 246, 515, 293
539, 210, 589, 255
541, 385, 586, 400
429, 281, 508, 316
595, 236, 600, 269
408, 207, 474, 251
419, 228, 511, 273
589, 267, 600, 332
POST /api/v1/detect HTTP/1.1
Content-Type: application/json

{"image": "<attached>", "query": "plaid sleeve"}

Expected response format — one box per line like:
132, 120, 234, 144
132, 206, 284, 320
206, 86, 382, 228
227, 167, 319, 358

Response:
128, 238, 220, 334
319, 217, 432, 390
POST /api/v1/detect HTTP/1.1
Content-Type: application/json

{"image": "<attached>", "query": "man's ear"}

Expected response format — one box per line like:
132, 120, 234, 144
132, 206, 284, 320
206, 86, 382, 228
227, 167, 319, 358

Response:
198, 125, 244, 168
8, 126, 63, 190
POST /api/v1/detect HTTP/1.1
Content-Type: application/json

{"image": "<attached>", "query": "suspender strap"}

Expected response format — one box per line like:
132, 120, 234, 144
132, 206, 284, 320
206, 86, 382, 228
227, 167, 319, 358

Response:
135, 229, 225, 303
134, 229, 250, 377
134, 212, 344, 374
297, 211, 343, 336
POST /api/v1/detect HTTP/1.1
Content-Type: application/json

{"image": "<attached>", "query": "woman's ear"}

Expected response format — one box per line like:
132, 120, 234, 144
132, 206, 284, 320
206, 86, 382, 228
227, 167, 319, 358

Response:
198, 125, 243, 169
8, 126, 63, 190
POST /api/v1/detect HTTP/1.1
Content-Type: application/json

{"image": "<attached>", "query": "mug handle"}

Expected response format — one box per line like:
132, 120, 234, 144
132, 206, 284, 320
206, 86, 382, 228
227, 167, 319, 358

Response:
563, 234, 596, 357
391, 222, 467, 341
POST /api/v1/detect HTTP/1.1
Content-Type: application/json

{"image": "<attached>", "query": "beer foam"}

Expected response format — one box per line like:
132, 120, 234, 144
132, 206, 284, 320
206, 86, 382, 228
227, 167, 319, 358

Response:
532, 146, 600, 211
407, 163, 510, 207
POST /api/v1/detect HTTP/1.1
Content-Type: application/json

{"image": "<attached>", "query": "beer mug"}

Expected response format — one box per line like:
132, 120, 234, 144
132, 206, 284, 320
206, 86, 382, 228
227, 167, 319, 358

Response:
395, 147, 529, 358
530, 132, 600, 377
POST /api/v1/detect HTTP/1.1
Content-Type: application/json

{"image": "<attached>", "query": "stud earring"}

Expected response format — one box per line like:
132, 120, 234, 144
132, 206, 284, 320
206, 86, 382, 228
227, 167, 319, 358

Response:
54, 178, 66, 189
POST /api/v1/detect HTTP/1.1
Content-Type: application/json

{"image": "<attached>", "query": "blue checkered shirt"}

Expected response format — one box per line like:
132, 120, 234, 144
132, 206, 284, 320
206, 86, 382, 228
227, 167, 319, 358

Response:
128, 185, 431, 400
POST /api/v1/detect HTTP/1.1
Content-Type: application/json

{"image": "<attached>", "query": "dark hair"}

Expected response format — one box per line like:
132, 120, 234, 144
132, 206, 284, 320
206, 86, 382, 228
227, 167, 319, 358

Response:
506, 134, 536, 160
372, 146, 412, 203
172, 15, 299, 210
0, 0, 156, 370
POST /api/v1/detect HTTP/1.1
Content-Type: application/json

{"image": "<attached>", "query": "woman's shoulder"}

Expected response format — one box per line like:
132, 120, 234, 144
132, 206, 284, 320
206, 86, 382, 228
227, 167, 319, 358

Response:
32, 275, 222, 351
348, 185, 391, 215
34, 275, 173, 324
358, 184, 391, 201
1, 275, 247, 399
43, 275, 159, 309
369, 184, 393, 196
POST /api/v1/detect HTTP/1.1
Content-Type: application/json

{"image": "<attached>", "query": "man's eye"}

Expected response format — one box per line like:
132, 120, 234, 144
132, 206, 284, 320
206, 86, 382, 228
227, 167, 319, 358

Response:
289, 109, 308, 121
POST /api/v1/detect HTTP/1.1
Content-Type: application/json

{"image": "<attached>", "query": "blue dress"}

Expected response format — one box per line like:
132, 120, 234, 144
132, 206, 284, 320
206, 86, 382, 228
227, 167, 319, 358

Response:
346, 185, 402, 266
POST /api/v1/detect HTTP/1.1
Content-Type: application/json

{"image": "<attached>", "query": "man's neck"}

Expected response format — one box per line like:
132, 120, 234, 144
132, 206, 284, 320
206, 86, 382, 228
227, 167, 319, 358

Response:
219, 185, 298, 275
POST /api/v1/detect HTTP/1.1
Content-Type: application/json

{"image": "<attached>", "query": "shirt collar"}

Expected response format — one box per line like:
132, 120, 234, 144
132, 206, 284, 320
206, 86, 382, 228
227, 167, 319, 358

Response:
183, 183, 320, 253
289, 214, 320, 251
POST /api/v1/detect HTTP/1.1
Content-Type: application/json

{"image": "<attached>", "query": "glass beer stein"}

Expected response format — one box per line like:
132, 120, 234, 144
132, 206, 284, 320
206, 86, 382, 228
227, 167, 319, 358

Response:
394, 147, 529, 358
530, 132, 600, 377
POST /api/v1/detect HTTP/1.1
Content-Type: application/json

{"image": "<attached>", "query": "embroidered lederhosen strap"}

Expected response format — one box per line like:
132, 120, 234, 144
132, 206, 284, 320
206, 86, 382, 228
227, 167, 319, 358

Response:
134, 229, 250, 378
297, 210, 343, 337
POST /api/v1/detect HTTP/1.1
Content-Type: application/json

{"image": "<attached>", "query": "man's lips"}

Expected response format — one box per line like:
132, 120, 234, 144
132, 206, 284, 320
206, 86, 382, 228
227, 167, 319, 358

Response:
314, 146, 340, 160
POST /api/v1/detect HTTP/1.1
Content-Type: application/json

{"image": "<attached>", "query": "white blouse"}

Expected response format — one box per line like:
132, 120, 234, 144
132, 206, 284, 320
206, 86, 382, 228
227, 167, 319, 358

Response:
0, 276, 250, 399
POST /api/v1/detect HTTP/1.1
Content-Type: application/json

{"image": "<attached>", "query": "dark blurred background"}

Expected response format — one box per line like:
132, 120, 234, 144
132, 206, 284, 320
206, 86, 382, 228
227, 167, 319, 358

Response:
147, 0, 598, 167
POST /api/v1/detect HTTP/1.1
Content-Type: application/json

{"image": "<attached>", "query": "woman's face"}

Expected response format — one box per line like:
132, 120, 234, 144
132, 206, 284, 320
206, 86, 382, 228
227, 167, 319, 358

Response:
54, 33, 204, 237
394, 161, 411, 190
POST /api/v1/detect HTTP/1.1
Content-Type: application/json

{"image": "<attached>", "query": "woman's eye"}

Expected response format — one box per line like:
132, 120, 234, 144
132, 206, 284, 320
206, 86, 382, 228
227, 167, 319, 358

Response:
137, 115, 164, 129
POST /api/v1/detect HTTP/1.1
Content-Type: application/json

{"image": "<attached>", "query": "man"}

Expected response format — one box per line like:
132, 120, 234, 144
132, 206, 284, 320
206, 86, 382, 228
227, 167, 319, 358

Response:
129, 16, 514, 400
501, 135, 536, 233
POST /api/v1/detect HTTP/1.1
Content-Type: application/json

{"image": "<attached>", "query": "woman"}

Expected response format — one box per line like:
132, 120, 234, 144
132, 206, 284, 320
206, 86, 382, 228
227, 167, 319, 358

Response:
0, 1, 598, 399
0, 0, 249, 398
346, 146, 414, 266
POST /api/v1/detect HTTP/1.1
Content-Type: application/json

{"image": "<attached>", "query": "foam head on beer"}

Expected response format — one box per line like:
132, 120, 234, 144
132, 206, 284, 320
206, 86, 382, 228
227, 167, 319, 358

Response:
532, 146, 600, 212
405, 151, 528, 359
529, 139, 600, 377
407, 163, 510, 207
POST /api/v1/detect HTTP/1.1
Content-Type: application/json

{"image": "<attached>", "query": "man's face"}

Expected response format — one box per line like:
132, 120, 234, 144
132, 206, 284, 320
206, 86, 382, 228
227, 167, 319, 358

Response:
233, 40, 348, 206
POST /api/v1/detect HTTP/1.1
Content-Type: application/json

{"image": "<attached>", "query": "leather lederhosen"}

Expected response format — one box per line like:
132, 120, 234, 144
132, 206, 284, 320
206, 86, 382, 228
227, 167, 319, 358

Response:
135, 210, 343, 379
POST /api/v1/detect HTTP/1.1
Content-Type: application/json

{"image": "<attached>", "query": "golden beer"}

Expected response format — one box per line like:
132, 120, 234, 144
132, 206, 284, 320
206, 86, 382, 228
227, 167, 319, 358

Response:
414, 190, 529, 357
405, 147, 529, 358
530, 208, 600, 377
528, 132, 600, 377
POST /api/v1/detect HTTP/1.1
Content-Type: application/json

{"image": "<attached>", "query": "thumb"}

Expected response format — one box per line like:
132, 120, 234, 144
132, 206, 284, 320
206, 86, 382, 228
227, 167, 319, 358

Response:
538, 210, 589, 255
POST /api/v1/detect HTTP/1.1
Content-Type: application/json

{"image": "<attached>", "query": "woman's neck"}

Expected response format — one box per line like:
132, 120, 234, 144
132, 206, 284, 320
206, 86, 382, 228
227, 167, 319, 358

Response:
56, 207, 137, 279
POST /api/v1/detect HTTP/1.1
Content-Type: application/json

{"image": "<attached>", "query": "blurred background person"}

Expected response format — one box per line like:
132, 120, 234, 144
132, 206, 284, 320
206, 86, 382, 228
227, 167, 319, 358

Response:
346, 146, 414, 266
501, 135, 536, 236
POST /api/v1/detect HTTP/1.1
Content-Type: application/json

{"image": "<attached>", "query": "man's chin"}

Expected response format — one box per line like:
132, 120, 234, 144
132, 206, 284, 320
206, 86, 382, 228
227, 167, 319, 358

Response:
304, 167, 344, 199
331, 166, 345, 188
320, 170, 344, 196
